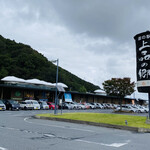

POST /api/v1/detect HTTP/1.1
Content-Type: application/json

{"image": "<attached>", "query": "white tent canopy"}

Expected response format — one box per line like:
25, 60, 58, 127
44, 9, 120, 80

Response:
94, 89, 106, 95
1, 76, 62, 87
52, 82, 68, 88
25, 79, 53, 86
94, 89, 105, 93
1, 76, 26, 83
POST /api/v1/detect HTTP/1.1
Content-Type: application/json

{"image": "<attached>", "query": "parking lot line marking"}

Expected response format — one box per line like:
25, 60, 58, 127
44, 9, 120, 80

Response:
75, 139, 129, 147
24, 117, 95, 133
44, 134, 55, 137
0, 147, 8, 150
100, 142, 128, 147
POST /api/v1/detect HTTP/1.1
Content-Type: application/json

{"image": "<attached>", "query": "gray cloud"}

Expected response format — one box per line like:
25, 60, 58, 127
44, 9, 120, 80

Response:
49, 0, 150, 42
0, 0, 149, 99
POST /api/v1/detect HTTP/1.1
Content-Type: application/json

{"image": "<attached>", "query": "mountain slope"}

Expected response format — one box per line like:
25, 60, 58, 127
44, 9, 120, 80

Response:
0, 35, 99, 92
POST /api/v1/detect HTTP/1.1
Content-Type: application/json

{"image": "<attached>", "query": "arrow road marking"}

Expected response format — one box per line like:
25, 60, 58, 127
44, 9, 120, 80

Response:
75, 139, 130, 148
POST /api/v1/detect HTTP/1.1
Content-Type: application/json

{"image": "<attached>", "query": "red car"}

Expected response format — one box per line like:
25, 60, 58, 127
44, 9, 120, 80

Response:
47, 102, 58, 110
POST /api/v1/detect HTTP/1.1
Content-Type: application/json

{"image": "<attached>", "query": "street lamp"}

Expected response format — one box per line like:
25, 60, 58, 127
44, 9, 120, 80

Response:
51, 59, 59, 115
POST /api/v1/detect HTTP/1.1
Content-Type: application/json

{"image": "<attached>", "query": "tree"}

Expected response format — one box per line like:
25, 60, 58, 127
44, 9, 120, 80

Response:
0, 34, 100, 92
102, 78, 135, 109
79, 86, 87, 93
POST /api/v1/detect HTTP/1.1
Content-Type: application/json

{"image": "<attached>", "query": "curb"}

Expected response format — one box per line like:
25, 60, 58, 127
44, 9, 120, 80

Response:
33, 115, 150, 133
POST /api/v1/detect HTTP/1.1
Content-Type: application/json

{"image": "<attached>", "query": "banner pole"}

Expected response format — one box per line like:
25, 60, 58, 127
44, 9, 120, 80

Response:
149, 93, 150, 119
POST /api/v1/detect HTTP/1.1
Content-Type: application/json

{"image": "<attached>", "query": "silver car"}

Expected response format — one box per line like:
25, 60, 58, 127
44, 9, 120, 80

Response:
39, 101, 49, 110
115, 105, 137, 113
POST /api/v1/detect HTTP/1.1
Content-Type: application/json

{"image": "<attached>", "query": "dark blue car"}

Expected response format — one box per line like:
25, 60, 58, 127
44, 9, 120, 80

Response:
2, 100, 20, 110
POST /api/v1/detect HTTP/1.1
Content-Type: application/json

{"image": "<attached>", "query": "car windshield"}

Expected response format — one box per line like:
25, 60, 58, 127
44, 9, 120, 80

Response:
9, 100, 18, 104
51, 103, 55, 105
42, 101, 47, 105
33, 101, 38, 104
0, 100, 3, 104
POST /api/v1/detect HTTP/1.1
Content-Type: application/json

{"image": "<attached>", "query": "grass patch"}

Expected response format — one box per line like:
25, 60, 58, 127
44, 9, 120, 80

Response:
36, 113, 150, 129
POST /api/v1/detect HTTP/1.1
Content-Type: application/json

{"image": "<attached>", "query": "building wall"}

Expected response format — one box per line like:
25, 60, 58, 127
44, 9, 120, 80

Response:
69, 92, 133, 104
0, 86, 133, 104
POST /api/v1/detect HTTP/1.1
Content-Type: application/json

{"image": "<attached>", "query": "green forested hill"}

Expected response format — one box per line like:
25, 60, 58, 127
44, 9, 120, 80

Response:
0, 35, 99, 92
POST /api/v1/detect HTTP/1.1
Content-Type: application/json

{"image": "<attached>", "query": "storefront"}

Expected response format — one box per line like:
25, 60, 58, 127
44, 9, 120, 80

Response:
0, 76, 135, 104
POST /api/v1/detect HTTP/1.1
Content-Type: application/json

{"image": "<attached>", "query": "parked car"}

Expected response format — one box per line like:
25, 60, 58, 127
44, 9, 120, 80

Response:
142, 106, 149, 113
101, 103, 107, 109
0, 100, 6, 110
90, 103, 99, 109
112, 104, 118, 109
39, 101, 49, 110
47, 102, 58, 110
69, 102, 79, 109
96, 103, 104, 109
65, 102, 78, 109
82, 103, 90, 109
86, 103, 95, 109
106, 103, 113, 109
19, 101, 34, 110
73, 102, 86, 109
80, 103, 88, 109
115, 105, 137, 113
78, 103, 86, 109
132, 105, 145, 113
2, 99, 20, 110
60, 102, 73, 109
25, 100, 40, 110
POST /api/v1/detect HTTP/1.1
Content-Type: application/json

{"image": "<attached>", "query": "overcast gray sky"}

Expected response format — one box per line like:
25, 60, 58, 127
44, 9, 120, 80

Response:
0, 0, 149, 99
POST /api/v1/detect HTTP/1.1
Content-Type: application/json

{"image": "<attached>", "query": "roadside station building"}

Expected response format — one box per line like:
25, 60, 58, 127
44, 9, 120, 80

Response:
0, 76, 136, 105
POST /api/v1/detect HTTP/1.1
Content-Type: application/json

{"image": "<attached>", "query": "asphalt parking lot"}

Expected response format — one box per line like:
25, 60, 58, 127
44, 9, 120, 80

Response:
0, 109, 150, 150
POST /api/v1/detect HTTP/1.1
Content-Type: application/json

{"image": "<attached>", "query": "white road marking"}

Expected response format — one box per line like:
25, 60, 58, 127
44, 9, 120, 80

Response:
101, 142, 128, 147
76, 139, 129, 148
24, 117, 95, 132
24, 117, 130, 148
0, 126, 20, 131
0, 147, 8, 150
44, 134, 55, 137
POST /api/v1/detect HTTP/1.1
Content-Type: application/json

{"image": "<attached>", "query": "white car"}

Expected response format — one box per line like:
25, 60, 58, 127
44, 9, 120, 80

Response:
131, 105, 145, 113
39, 101, 49, 110
135, 105, 147, 113
20, 101, 34, 110
86, 103, 95, 109
25, 100, 40, 110
96, 103, 104, 109
0, 100, 6, 110
73, 102, 86, 109
143, 106, 149, 113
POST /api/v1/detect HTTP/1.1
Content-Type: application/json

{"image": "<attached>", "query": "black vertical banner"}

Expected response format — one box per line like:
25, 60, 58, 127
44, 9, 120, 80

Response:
134, 31, 150, 92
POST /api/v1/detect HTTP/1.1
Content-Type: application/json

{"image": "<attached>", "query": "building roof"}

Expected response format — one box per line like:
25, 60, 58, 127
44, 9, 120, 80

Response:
52, 82, 68, 88
1, 76, 65, 92
94, 89, 106, 95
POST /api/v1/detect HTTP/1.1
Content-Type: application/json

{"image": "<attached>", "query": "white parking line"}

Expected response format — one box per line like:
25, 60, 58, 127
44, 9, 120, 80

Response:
44, 134, 55, 137
24, 117, 130, 148
24, 117, 95, 132
0, 147, 8, 150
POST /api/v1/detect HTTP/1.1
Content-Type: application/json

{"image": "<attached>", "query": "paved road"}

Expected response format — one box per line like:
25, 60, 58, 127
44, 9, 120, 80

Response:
0, 110, 150, 150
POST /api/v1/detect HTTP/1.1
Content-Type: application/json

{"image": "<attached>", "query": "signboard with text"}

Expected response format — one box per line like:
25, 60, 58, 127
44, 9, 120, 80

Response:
64, 93, 72, 102
134, 31, 150, 92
